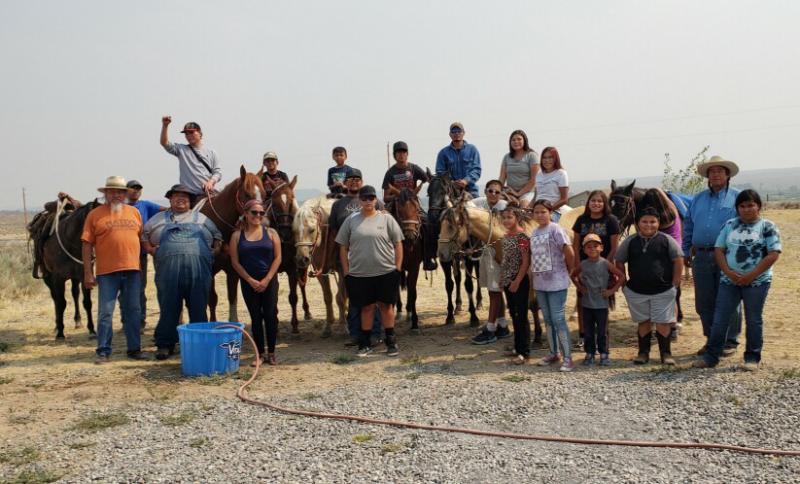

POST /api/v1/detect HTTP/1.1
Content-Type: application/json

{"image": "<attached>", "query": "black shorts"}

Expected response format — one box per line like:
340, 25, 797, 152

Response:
346, 271, 400, 307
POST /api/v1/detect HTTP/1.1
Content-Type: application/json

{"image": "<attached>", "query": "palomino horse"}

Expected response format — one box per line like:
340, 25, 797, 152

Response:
201, 165, 266, 322
391, 188, 424, 330
32, 199, 99, 339
427, 171, 482, 326
263, 176, 313, 328
292, 195, 345, 336
609, 179, 684, 322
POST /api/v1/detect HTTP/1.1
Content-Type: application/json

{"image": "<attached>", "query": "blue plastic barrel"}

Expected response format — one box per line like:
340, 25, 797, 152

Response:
177, 322, 245, 377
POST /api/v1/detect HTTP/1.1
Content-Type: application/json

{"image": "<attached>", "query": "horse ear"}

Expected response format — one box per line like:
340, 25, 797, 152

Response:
624, 180, 636, 195
256, 165, 264, 177
425, 167, 432, 180
240, 165, 247, 180
610, 179, 617, 191
289, 175, 298, 189
414, 184, 423, 195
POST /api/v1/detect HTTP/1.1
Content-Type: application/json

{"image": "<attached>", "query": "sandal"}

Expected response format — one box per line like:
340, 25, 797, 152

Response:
512, 355, 527, 365
266, 353, 277, 366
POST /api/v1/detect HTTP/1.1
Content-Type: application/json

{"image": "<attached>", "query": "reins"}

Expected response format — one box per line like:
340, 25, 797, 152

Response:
54, 198, 85, 265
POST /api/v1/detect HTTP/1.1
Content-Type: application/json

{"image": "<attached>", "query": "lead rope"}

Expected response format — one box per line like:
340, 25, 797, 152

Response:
54, 198, 86, 265
219, 324, 800, 457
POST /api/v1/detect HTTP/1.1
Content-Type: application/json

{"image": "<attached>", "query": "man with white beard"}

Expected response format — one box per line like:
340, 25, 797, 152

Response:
82, 176, 150, 363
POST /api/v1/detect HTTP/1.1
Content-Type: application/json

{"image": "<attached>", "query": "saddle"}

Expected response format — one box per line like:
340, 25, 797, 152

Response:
28, 193, 81, 279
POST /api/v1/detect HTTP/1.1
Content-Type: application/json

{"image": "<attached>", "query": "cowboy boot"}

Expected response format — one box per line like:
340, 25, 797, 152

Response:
633, 332, 651, 365
656, 332, 676, 365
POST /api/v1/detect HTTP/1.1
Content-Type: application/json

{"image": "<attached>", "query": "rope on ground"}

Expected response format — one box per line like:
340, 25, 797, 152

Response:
218, 324, 800, 457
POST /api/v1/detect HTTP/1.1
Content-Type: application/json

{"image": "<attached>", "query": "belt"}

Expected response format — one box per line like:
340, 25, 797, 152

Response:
695, 246, 716, 252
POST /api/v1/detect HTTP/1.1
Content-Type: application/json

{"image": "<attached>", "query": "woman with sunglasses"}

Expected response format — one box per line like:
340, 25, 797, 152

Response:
499, 129, 539, 208
230, 199, 282, 366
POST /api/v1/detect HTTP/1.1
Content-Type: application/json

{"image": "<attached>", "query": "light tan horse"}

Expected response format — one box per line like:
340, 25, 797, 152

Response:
292, 195, 346, 336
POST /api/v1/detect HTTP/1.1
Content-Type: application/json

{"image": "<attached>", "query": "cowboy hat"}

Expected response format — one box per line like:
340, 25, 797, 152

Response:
97, 176, 131, 193
697, 155, 739, 178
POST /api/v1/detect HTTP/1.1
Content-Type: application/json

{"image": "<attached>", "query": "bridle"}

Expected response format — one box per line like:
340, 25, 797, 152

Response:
393, 195, 422, 241
611, 191, 636, 232
203, 183, 251, 231
264, 182, 295, 241
294, 204, 329, 279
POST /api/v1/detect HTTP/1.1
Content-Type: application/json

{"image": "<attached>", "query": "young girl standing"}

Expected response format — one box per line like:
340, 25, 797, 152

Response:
531, 200, 576, 371
500, 207, 531, 364
694, 190, 781, 370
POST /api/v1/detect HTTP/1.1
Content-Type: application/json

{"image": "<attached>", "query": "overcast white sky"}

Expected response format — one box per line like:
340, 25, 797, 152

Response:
1, 0, 799, 209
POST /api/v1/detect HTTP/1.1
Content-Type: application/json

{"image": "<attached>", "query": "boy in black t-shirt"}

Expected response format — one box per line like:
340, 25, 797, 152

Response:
260, 151, 290, 193
615, 208, 684, 365
327, 146, 351, 197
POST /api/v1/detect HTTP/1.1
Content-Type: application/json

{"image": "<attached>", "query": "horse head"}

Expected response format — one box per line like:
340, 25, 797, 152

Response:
426, 170, 453, 220
268, 175, 298, 243
292, 201, 322, 270
609, 179, 637, 227
437, 195, 470, 263
393, 188, 422, 243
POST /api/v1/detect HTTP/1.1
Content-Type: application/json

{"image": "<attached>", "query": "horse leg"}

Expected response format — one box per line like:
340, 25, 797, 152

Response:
529, 288, 543, 345
208, 280, 219, 322
454, 261, 463, 314
288, 271, 300, 333
473, 261, 483, 310
46, 275, 67, 340
82, 283, 95, 336
407, 266, 420, 331
676, 286, 683, 322
464, 262, 479, 327
319, 275, 335, 337
442, 261, 456, 325
334, 273, 347, 326
71, 278, 82, 329
226, 270, 239, 322
300, 268, 312, 320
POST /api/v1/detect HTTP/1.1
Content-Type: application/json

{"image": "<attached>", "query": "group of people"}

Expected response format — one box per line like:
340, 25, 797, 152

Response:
75, 116, 780, 371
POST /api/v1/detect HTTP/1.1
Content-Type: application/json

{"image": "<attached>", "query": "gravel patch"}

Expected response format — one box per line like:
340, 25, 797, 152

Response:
2, 366, 799, 483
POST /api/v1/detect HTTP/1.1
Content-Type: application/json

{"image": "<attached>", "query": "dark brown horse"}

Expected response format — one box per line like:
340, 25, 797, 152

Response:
201, 166, 266, 322
264, 175, 313, 330
392, 188, 424, 330
32, 199, 99, 339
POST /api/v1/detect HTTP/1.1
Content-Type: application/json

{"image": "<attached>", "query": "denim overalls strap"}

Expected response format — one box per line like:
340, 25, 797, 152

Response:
155, 211, 212, 262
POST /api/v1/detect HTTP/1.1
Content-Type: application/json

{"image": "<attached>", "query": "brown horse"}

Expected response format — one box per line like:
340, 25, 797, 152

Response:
391, 188, 424, 330
263, 175, 313, 329
201, 165, 266, 322
33, 199, 100, 339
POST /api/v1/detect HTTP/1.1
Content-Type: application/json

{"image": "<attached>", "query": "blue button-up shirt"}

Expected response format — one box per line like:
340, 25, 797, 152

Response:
682, 186, 740, 254
435, 141, 482, 197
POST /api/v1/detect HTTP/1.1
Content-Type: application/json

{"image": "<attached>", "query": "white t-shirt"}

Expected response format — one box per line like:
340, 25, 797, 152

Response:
471, 197, 508, 212
535, 169, 568, 211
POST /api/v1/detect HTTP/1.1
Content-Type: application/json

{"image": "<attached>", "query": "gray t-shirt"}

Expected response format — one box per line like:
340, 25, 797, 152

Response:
335, 212, 404, 277
502, 152, 539, 192
143, 209, 222, 249
580, 258, 611, 309
163, 142, 222, 195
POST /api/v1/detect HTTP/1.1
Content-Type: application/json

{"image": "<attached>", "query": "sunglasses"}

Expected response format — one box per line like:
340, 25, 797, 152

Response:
486, 189, 501, 195
249, 210, 266, 217
359, 195, 376, 202
450, 129, 464, 135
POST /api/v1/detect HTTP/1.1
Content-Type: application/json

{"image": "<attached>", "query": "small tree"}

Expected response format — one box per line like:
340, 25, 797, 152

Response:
662, 145, 709, 194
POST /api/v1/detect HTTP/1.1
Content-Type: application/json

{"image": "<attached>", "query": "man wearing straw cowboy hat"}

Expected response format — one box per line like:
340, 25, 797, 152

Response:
682, 155, 742, 356
82, 176, 150, 363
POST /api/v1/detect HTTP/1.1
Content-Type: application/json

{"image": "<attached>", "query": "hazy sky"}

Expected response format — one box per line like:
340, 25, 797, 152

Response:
2, 0, 799, 209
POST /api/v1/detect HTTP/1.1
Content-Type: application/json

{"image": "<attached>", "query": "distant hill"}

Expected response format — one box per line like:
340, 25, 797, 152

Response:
569, 167, 800, 200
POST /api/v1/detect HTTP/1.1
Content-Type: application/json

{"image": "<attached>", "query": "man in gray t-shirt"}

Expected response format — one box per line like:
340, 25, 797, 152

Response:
160, 116, 222, 198
336, 185, 404, 357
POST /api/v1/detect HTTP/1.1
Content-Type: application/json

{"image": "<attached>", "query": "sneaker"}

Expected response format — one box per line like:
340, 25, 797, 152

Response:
741, 361, 759, 372
599, 354, 610, 366
573, 339, 584, 350
495, 325, 511, 339
692, 359, 713, 369
127, 350, 151, 361
669, 327, 678, 341
471, 329, 498, 345
559, 358, 575, 372
538, 354, 560, 366
94, 354, 111, 365
356, 346, 373, 358
512, 354, 528, 365
155, 347, 173, 361
721, 345, 737, 357
386, 344, 399, 357
582, 354, 595, 366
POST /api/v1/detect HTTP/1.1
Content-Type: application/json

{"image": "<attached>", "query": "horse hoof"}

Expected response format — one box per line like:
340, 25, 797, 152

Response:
291, 325, 300, 334
445, 316, 455, 326
304, 313, 312, 321
455, 305, 463, 314
55, 334, 65, 341
469, 318, 480, 328
321, 328, 332, 338
476, 302, 483, 310
74, 323, 82, 330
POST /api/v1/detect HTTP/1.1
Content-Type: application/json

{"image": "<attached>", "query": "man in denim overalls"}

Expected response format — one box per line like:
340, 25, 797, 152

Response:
142, 184, 223, 360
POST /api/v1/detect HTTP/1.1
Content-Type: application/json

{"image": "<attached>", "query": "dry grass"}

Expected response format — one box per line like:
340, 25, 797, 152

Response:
0, 243, 42, 303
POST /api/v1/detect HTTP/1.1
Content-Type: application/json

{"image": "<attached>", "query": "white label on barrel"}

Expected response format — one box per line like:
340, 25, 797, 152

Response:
219, 340, 241, 360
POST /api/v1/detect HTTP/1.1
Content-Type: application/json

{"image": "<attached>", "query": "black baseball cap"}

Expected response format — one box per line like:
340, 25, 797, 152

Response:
358, 185, 377, 198
181, 122, 201, 133
345, 168, 363, 179
126, 180, 143, 189
393, 141, 408, 153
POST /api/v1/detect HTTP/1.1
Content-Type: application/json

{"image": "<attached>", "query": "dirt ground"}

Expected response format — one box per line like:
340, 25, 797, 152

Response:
1, 209, 798, 441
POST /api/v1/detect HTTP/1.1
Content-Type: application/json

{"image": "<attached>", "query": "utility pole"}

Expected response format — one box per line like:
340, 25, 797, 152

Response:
21, 187, 29, 228
386, 141, 390, 168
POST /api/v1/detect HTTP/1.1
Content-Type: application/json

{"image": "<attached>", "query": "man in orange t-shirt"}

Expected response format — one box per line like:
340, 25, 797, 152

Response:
82, 176, 150, 363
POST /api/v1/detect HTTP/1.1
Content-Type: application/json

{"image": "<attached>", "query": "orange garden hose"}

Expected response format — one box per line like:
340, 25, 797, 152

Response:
217, 324, 800, 457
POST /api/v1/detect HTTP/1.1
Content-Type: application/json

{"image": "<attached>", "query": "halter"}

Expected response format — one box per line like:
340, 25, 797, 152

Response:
295, 204, 329, 279
611, 191, 636, 231
392, 194, 422, 240
204, 185, 249, 231
264, 182, 295, 239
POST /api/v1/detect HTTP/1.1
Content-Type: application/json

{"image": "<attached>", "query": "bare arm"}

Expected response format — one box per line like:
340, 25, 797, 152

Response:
160, 116, 171, 147
82, 242, 95, 289
518, 163, 539, 196
603, 260, 626, 297
562, 243, 576, 274
571, 231, 582, 274
734, 250, 780, 286
498, 163, 509, 191
339, 245, 349, 275
607, 234, 620, 263
230, 231, 259, 290
509, 241, 530, 293
262, 229, 282, 285
552, 187, 570, 211
394, 241, 403, 271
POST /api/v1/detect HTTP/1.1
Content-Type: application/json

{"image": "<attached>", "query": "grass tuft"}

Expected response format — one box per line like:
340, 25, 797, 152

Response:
0, 244, 43, 300
0, 447, 40, 465
0, 376, 13, 385
189, 437, 208, 448
66, 442, 96, 450
72, 412, 130, 432
381, 442, 405, 454
352, 434, 373, 443
501, 374, 530, 383
404, 372, 422, 380
159, 411, 195, 427
778, 367, 800, 380
330, 354, 356, 365
5, 468, 62, 484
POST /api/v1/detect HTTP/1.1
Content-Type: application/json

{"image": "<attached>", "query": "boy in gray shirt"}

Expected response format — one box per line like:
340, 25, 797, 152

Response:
572, 234, 624, 366
336, 186, 404, 357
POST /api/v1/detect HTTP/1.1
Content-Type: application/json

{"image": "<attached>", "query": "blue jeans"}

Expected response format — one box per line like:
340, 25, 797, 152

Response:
692, 250, 741, 345
536, 289, 571, 360
154, 253, 211, 350
550, 211, 562, 222
96, 270, 141, 356
703, 283, 770, 366
347, 304, 382, 338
